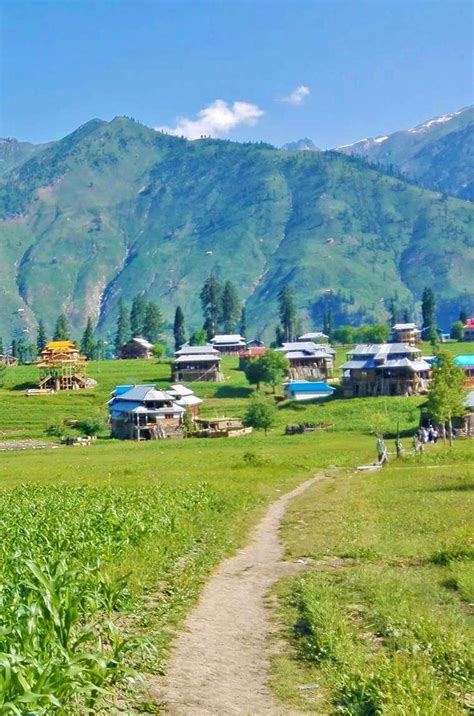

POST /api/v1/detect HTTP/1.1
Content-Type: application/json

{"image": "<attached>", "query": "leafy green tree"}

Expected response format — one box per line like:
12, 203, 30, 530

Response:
152, 341, 166, 361
333, 326, 355, 344
173, 306, 186, 351
80, 317, 95, 359
421, 287, 436, 332
356, 323, 390, 343
239, 306, 247, 338
200, 275, 223, 340
189, 329, 208, 346
258, 349, 289, 393
130, 294, 147, 336
114, 299, 130, 352
245, 358, 266, 391
244, 395, 275, 435
450, 321, 464, 341
221, 281, 240, 333
53, 314, 69, 341
182, 409, 195, 437
426, 351, 465, 445
16, 338, 36, 364
36, 320, 47, 353
143, 302, 164, 343
278, 286, 296, 341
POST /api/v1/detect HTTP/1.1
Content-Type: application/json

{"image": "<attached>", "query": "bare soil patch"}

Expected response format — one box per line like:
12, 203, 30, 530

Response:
150, 476, 323, 715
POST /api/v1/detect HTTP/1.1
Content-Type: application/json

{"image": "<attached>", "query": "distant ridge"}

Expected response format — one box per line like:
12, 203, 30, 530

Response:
280, 137, 320, 152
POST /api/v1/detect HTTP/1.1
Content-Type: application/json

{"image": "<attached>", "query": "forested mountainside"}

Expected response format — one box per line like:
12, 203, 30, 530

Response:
0, 116, 473, 342
337, 106, 474, 201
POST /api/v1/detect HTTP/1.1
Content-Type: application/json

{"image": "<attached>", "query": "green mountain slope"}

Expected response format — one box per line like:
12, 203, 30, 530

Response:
0, 138, 46, 177
0, 116, 472, 343
337, 106, 474, 200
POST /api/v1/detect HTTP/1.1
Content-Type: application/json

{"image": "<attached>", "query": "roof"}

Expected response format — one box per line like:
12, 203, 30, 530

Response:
44, 340, 77, 350
463, 318, 474, 328
391, 323, 420, 331
176, 395, 203, 407
174, 354, 221, 364
175, 344, 218, 355
114, 385, 172, 402
284, 381, 335, 393
278, 341, 335, 357
239, 347, 268, 357
211, 334, 246, 344
455, 354, 474, 367
298, 332, 329, 340
168, 384, 194, 396
348, 343, 421, 358
112, 384, 134, 396
130, 337, 154, 349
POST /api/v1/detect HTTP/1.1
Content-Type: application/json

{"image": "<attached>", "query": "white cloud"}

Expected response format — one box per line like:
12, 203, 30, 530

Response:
157, 100, 264, 140
280, 85, 311, 106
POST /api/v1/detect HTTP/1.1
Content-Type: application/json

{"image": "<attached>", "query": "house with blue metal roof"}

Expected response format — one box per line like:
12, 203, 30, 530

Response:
454, 354, 474, 387
108, 384, 186, 440
283, 380, 335, 402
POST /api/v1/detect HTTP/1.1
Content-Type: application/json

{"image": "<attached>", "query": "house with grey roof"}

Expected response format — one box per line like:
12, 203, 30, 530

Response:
108, 384, 185, 440
340, 343, 431, 397
172, 345, 223, 382
389, 323, 421, 345
276, 341, 335, 380
211, 334, 246, 355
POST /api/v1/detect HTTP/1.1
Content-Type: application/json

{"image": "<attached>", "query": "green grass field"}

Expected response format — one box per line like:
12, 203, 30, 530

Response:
0, 353, 472, 713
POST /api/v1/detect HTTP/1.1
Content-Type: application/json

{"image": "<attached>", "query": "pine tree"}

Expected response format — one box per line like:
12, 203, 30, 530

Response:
402, 308, 411, 323
200, 275, 223, 340
421, 287, 436, 331
389, 299, 398, 326
53, 314, 69, 341
115, 299, 130, 352
239, 306, 247, 338
36, 320, 47, 353
130, 294, 147, 337
221, 281, 240, 333
278, 286, 296, 342
275, 324, 285, 347
80, 317, 95, 359
173, 306, 186, 351
323, 309, 333, 339
0, 337, 3, 355
459, 309, 467, 324
143, 302, 164, 344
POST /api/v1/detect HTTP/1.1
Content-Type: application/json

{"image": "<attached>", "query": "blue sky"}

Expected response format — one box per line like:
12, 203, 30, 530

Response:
1, 0, 472, 147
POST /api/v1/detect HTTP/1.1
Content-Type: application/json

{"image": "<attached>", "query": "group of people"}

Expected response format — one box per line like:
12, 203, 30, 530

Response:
417, 425, 439, 444
376, 423, 443, 463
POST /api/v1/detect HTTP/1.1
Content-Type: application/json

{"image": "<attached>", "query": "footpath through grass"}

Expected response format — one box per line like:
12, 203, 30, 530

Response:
273, 441, 474, 714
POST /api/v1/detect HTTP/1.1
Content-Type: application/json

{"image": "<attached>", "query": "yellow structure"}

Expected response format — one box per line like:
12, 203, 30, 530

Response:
37, 341, 88, 391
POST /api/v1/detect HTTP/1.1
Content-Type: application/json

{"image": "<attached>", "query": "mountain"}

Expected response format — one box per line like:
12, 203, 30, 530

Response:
0, 116, 473, 344
337, 106, 474, 200
0, 138, 45, 177
281, 137, 319, 152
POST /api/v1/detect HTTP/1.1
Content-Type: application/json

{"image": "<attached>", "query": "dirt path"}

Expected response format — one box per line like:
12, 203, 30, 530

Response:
151, 475, 322, 715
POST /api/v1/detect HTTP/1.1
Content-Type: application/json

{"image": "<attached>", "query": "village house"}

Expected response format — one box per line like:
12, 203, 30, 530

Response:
276, 341, 335, 380
419, 390, 474, 438
238, 346, 268, 370
193, 416, 252, 438
108, 384, 186, 440
463, 318, 474, 341
341, 343, 431, 397
246, 338, 265, 348
36, 340, 89, 391
172, 345, 223, 382
119, 337, 154, 359
166, 384, 203, 416
454, 355, 474, 388
389, 323, 421, 345
283, 380, 335, 402
210, 334, 246, 355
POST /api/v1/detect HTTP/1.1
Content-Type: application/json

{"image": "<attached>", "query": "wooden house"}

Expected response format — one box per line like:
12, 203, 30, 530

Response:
389, 323, 421, 345
454, 355, 474, 388
210, 334, 246, 355
172, 345, 223, 382
108, 384, 185, 440
36, 341, 88, 391
463, 318, 474, 341
340, 343, 431, 397
166, 384, 203, 416
283, 380, 335, 402
246, 338, 265, 348
119, 337, 154, 359
276, 342, 335, 380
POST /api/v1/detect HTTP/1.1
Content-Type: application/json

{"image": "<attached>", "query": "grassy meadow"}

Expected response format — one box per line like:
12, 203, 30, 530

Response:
0, 351, 472, 712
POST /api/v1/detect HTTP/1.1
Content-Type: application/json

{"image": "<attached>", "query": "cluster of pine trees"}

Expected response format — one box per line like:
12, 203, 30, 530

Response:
114, 295, 165, 352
